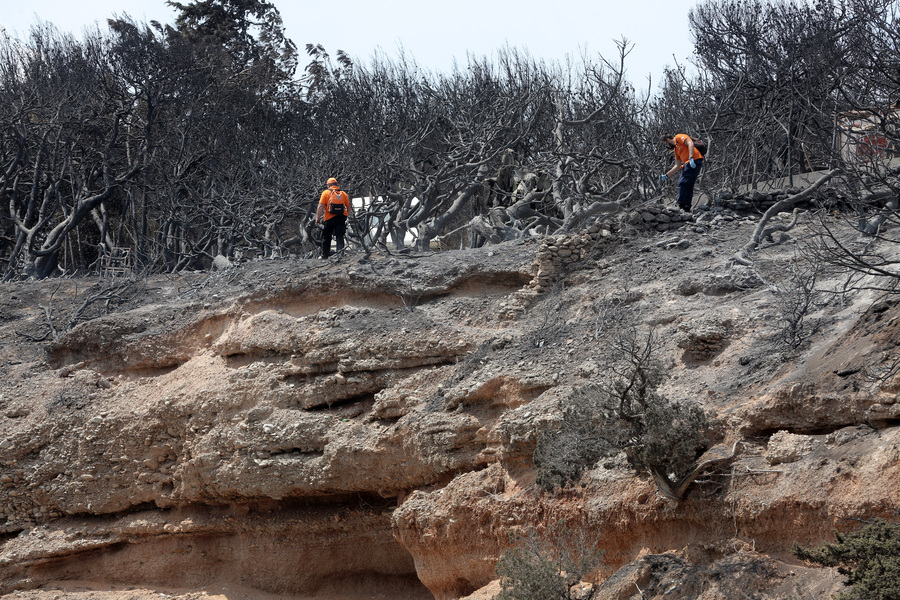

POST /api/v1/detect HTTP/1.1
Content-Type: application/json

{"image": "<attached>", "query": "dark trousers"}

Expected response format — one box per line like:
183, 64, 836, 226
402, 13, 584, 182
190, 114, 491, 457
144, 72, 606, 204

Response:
322, 214, 347, 258
677, 159, 703, 210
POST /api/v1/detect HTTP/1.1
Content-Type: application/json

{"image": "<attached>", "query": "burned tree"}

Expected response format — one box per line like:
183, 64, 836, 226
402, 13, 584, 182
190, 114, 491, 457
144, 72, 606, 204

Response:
0, 25, 143, 279
534, 321, 716, 503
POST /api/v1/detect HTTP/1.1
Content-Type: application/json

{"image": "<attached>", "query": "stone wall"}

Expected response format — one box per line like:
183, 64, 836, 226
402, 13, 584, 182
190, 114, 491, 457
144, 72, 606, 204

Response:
499, 223, 617, 319
622, 205, 694, 232
715, 185, 849, 213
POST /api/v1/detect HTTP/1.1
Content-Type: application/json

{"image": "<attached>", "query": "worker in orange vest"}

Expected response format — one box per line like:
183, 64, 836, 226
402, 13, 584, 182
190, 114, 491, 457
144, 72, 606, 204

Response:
660, 133, 704, 212
315, 177, 353, 258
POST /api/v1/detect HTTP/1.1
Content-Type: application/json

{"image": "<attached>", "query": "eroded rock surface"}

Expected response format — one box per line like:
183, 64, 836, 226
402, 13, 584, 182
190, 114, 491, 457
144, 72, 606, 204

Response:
2, 216, 900, 599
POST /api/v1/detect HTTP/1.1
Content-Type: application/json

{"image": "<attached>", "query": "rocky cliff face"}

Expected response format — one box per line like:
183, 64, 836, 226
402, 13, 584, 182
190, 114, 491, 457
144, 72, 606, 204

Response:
1, 212, 898, 600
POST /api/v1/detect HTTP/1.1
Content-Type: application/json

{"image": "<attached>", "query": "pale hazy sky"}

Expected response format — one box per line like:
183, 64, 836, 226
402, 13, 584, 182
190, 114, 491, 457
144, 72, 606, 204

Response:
0, 0, 696, 87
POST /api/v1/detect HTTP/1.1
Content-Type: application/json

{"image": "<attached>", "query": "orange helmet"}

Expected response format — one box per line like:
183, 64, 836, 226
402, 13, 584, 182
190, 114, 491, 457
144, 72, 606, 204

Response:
326, 177, 338, 186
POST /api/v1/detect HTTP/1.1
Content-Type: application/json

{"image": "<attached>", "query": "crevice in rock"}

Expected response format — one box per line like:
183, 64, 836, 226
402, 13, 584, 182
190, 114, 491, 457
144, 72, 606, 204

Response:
268, 448, 325, 460
865, 417, 900, 429
756, 423, 864, 438
3, 502, 164, 533
280, 371, 329, 386
303, 393, 377, 415
221, 351, 278, 367
37, 494, 403, 530
227, 353, 470, 378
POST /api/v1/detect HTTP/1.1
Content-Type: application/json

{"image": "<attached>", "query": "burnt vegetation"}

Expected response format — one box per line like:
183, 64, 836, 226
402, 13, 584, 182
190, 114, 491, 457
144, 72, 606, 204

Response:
495, 520, 604, 600
0, 0, 896, 284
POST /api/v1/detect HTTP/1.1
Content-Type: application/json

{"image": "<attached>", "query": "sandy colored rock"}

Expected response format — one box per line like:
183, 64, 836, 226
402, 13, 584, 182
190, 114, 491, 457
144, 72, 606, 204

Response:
1, 216, 899, 599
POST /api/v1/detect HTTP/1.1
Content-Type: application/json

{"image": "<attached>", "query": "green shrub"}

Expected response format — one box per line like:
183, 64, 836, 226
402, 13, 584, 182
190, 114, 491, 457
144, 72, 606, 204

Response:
533, 384, 608, 490
534, 327, 709, 497
793, 518, 900, 600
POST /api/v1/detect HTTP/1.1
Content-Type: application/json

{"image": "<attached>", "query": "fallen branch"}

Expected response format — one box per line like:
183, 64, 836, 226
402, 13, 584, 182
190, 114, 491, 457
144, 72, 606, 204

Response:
67, 280, 143, 330
733, 169, 842, 266
634, 581, 645, 599
762, 208, 801, 242
15, 328, 53, 342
